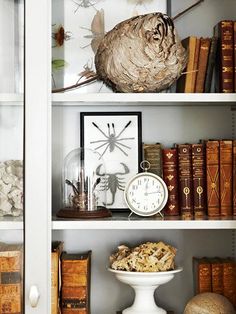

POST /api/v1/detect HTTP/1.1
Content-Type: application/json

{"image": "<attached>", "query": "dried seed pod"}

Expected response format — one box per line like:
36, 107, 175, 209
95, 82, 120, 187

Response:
95, 12, 188, 93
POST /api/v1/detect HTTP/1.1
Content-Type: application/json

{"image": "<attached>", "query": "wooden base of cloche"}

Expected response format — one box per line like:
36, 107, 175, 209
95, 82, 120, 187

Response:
57, 206, 112, 219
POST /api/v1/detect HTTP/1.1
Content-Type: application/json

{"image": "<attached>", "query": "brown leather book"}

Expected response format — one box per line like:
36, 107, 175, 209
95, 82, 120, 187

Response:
61, 251, 91, 314
211, 258, 223, 295
143, 143, 162, 177
176, 36, 198, 93
233, 140, 236, 215
195, 37, 211, 93
51, 241, 63, 314
192, 143, 206, 217
0, 243, 23, 314
206, 140, 220, 216
220, 140, 233, 216
162, 148, 179, 216
234, 22, 236, 92
193, 257, 212, 294
178, 144, 193, 218
214, 20, 234, 93
222, 258, 236, 307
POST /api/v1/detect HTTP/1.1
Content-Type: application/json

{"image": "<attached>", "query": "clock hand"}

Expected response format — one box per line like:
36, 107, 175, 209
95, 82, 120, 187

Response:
146, 191, 161, 194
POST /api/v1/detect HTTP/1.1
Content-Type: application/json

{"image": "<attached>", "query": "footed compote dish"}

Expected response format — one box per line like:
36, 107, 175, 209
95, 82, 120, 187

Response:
108, 267, 183, 314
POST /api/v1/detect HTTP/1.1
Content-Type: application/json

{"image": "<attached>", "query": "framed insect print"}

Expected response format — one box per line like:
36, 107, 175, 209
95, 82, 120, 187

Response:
80, 112, 142, 210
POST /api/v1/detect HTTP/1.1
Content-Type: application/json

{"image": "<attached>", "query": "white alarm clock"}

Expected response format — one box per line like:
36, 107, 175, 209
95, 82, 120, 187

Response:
124, 161, 168, 217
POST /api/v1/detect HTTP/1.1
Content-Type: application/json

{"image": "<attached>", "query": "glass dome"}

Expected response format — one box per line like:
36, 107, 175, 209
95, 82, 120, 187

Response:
58, 147, 111, 218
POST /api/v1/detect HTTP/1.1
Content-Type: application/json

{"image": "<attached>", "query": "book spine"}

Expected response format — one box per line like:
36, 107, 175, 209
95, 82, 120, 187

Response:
178, 144, 193, 218
195, 37, 211, 93
185, 37, 197, 93
220, 140, 233, 216
234, 21, 236, 92
233, 140, 236, 215
194, 258, 212, 294
192, 144, 206, 216
51, 251, 59, 314
162, 148, 179, 216
0, 250, 22, 314
215, 21, 234, 93
61, 251, 91, 314
206, 140, 220, 216
204, 36, 218, 93
143, 143, 162, 177
223, 260, 236, 307
211, 260, 223, 295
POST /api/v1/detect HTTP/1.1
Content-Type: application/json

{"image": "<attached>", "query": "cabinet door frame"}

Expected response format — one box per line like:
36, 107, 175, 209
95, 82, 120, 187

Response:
24, 0, 51, 312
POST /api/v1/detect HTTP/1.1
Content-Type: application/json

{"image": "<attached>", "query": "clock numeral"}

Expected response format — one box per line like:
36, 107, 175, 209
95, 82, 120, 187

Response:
137, 179, 141, 185
132, 185, 138, 190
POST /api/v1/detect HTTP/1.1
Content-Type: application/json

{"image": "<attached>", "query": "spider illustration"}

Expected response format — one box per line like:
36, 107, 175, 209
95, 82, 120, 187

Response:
90, 120, 135, 158
73, 0, 100, 13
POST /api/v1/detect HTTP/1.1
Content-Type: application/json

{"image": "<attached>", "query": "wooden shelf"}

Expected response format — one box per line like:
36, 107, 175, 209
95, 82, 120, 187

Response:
52, 213, 236, 230
0, 216, 23, 230
52, 93, 236, 104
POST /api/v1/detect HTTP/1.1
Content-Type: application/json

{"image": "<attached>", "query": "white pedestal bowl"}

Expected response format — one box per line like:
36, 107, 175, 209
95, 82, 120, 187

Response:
108, 267, 183, 314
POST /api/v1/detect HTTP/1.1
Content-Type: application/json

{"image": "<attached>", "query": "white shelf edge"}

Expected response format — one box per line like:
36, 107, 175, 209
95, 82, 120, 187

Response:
52, 219, 236, 230
0, 219, 23, 230
52, 93, 236, 104
0, 94, 23, 103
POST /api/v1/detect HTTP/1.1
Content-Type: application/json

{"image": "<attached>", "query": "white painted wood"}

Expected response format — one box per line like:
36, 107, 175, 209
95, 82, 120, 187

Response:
0, 217, 23, 230
24, 0, 51, 313
0, 94, 23, 103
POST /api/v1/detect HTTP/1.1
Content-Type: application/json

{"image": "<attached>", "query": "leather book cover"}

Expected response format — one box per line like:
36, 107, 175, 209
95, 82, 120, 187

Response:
176, 36, 198, 93
61, 251, 91, 314
143, 143, 162, 177
211, 258, 223, 295
222, 258, 236, 307
220, 140, 233, 216
162, 148, 179, 216
233, 140, 236, 215
214, 20, 234, 93
204, 36, 218, 93
0, 243, 23, 314
178, 144, 193, 218
192, 143, 206, 217
51, 241, 63, 314
234, 21, 236, 92
206, 140, 220, 216
193, 257, 212, 294
195, 37, 211, 93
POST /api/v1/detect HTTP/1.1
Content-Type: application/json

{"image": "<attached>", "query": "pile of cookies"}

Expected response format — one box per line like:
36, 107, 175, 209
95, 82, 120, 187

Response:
110, 241, 177, 272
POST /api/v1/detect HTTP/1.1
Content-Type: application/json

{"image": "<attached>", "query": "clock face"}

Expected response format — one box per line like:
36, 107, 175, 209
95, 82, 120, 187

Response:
124, 172, 168, 216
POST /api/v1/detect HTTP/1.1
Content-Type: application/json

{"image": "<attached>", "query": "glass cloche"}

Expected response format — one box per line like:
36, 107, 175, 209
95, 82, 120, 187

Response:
57, 148, 111, 218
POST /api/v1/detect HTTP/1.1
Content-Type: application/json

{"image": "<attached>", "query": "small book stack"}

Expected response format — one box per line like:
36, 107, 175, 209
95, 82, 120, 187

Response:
0, 243, 23, 314
193, 257, 236, 307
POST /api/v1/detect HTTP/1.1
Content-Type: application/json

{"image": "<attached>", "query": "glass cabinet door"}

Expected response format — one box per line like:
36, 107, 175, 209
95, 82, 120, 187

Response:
0, 0, 24, 313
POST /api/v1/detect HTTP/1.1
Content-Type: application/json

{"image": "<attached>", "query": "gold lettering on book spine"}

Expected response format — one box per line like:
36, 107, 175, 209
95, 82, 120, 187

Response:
222, 67, 233, 73
222, 44, 233, 50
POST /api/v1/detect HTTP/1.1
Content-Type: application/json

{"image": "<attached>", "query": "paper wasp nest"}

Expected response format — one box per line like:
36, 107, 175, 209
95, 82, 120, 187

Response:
95, 12, 187, 93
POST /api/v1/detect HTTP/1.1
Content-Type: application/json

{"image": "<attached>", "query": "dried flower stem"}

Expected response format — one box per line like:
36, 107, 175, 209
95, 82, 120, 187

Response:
172, 0, 204, 21
52, 75, 98, 93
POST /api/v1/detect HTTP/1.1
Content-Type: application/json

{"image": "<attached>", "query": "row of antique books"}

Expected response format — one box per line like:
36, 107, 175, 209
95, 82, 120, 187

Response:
193, 257, 236, 308
176, 20, 236, 93
143, 139, 236, 218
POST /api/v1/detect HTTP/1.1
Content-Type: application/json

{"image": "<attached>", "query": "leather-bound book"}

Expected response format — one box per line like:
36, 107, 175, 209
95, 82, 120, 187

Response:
195, 37, 211, 93
222, 258, 236, 307
233, 140, 236, 215
51, 241, 63, 314
61, 250, 92, 314
211, 258, 223, 295
176, 36, 198, 93
214, 20, 234, 93
0, 243, 23, 314
206, 140, 220, 217
162, 148, 179, 216
143, 143, 162, 177
234, 22, 236, 92
220, 140, 233, 216
192, 143, 206, 217
178, 144, 193, 218
193, 257, 212, 294
204, 37, 218, 93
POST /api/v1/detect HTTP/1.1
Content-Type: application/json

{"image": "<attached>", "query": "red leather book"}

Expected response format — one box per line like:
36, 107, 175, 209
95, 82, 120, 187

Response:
211, 258, 223, 295
195, 37, 211, 93
214, 20, 234, 93
222, 259, 236, 307
220, 140, 233, 216
233, 140, 236, 215
61, 251, 91, 314
178, 144, 193, 218
193, 257, 212, 294
234, 22, 236, 92
206, 140, 220, 216
191, 143, 206, 217
162, 148, 179, 216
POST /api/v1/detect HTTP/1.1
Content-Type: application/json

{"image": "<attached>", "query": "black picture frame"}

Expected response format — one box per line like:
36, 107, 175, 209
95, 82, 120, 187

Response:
80, 112, 142, 210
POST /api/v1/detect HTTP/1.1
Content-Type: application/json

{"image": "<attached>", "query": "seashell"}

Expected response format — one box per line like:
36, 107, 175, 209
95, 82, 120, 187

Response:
95, 12, 187, 93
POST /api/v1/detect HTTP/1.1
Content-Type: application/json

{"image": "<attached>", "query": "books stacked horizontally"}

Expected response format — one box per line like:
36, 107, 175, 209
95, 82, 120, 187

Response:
193, 257, 236, 308
143, 140, 236, 218
51, 242, 91, 314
